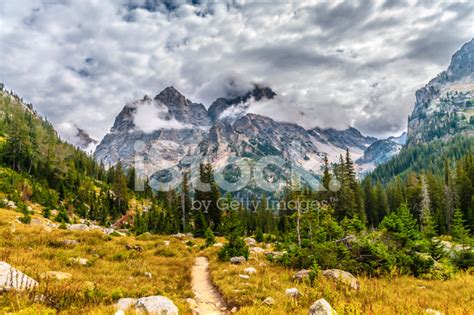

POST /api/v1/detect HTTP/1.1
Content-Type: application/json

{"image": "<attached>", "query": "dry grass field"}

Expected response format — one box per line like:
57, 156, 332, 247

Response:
204, 246, 474, 315
0, 207, 197, 314
1, 206, 473, 314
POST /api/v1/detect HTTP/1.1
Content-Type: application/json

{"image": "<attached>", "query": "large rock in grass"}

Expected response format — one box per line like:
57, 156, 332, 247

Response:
67, 224, 89, 231
244, 237, 257, 246
0, 261, 38, 291
309, 298, 337, 315
322, 269, 360, 291
230, 256, 246, 264
294, 269, 311, 281
115, 298, 137, 311
135, 296, 178, 315
285, 287, 300, 298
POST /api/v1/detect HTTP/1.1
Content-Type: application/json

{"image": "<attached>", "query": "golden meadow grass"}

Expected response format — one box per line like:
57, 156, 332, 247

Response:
1, 207, 473, 314
0, 207, 196, 314
204, 245, 474, 315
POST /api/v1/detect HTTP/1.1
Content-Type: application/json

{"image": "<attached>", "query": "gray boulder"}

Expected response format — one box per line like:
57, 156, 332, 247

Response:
244, 237, 257, 246
262, 297, 275, 306
244, 267, 257, 274
230, 256, 246, 264
67, 224, 89, 231
294, 269, 311, 281
309, 298, 337, 315
0, 261, 38, 291
115, 298, 137, 311
135, 296, 178, 315
322, 269, 360, 291
285, 287, 300, 298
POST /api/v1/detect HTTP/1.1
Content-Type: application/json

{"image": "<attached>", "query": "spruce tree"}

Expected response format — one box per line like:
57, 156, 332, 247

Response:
452, 208, 470, 243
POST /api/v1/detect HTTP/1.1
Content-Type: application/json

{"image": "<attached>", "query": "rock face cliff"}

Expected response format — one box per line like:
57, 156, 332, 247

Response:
407, 39, 474, 145
94, 87, 211, 170
95, 86, 378, 180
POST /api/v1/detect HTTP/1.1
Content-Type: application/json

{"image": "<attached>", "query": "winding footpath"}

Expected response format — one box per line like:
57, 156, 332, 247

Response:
191, 256, 228, 315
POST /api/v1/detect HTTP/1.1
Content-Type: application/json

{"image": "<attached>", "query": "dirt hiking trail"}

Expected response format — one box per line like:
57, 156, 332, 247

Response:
191, 256, 229, 315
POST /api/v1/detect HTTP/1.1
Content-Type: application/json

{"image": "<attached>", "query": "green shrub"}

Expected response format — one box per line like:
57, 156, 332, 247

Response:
19, 212, 31, 224
452, 249, 474, 269
218, 232, 249, 261
55, 208, 70, 223
204, 228, 215, 247
155, 247, 177, 257
255, 228, 264, 243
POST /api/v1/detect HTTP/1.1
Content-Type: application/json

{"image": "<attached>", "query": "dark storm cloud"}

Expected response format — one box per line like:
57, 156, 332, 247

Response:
240, 45, 349, 70
0, 0, 472, 142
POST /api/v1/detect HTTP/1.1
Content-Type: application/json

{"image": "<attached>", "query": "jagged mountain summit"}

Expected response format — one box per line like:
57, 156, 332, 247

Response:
94, 86, 380, 180
407, 39, 474, 145
94, 87, 212, 170
75, 126, 98, 152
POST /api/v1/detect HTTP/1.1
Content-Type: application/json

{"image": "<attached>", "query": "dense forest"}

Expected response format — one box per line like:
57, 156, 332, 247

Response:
0, 86, 473, 280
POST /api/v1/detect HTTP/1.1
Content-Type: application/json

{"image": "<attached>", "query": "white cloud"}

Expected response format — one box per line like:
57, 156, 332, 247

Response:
133, 99, 192, 133
0, 0, 472, 141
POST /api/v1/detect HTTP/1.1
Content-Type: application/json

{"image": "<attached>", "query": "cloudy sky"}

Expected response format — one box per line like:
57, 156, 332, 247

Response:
0, 0, 473, 143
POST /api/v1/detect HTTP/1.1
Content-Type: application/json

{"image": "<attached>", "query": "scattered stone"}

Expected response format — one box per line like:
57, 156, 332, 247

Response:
0, 261, 38, 291
144, 272, 152, 279
309, 298, 337, 315
213, 242, 224, 248
294, 269, 311, 281
418, 286, 427, 289
40, 271, 72, 281
186, 298, 198, 309
102, 228, 115, 235
135, 296, 178, 315
244, 237, 257, 246
259, 262, 267, 267
71, 257, 88, 266
425, 309, 443, 315
285, 288, 300, 298
67, 224, 90, 231
262, 297, 275, 306
125, 244, 133, 250
115, 310, 125, 315
115, 298, 137, 311
231, 306, 238, 313
5, 200, 17, 209
322, 269, 360, 291
63, 239, 78, 246
250, 246, 265, 254
230, 256, 246, 264
239, 274, 250, 280
171, 233, 186, 239
164, 240, 170, 246
244, 267, 257, 274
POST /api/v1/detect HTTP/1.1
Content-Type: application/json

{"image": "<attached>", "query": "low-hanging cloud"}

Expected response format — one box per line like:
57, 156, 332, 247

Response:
133, 100, 192, 133
0, 0, 472, 142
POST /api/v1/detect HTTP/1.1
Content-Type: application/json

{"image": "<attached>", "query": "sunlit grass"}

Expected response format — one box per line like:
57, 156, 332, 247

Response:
205, 244, 474, 314
0, 207, 196, 314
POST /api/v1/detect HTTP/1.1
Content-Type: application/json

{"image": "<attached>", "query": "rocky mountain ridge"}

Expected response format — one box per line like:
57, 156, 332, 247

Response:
407, 39, 474, 145
94, 86, 381, 179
